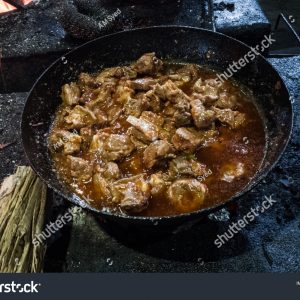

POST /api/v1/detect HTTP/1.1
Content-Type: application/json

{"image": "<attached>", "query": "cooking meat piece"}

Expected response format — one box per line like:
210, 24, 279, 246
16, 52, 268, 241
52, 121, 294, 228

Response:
89, 132, 109, 153
160, 80, 192, 126
61, 83, 81, 106
158, 118, 176, 141
140, 111, 164, 128
124, 95, 149, 117
161, 80, 191, 104
193, 78, 203, 92
221, 162, 245, 182
49, 129, 82, 155
169, 156, 207, 177
169, 64, 200, 85
127, 112, 164, 144
132, 52, 163, 75
167, 179, 207, 212
103, 162, 121, 180
114, 81, 134, 104
94, 67, 136, 82
95, 161, 121, 181
67, 155, 93, 181
143, 89, 162, 112
127, 127, 149, 149
163, 102, 192, 127
193, 78, 220, 105
214, 92, 237, 109
143, 140, 175, 168
79, 73, 100, 89
213, 107, 245, 128
171, 127, 203, 151
64, 105, 97, 129
126, 115, 159, 142
113, 66, 137, 79
85, 82, 115, 108
111, 175, 151, 213
149, 172, 171, 196
103, 134, 135, 161
152, 83, 166, 100
79, 127, 93, 148
93, 173, 112, 200
190, 99, 216, 128
127, 78, 157, 91
107, 105, 123, 124
93, 108, 108, 126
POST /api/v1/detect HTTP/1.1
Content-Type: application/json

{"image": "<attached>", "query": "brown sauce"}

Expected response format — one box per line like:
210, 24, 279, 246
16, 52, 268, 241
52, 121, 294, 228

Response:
50, 61, 266, 217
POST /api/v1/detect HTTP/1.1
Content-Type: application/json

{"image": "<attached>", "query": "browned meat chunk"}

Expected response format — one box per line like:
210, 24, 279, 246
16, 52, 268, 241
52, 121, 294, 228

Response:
95, 67, 136, 82
107, 105, 123, 124
126, 115, 159, 142
221, 162, 245, 182
169, 64, 200, 86
160, 80, 192, 126
190, 99, 216, 129
140, 111, 164, 128
93, 173, 112, 200
213, 108, 245, 128
132, 53, 163, 75
114, 82, 134, 104
158, 119, 176, 141
143, 89, 162, 112
193, 78, 220, 106
161, 80, 191, 104
89, 132, 109, 153
149, 172, 171, 196
61, 83, 81, 106
169, 156, 207, 177
103, 162, 121, 180
49, 129, 82, 155
79, 127, 93, 146
127, 127, 149, 149
127, 78, 157, 91
85, 82, 115, 108
171, 127, 203, 151
95, 161, 121, 181
167, 179, 207, 212
79, 73, 100, 89
112, 66, 137, 79
112, 175, 151, 213
124, 96, 148, 117
102, 134, 135, 161
64, 105, 97, 129
143, 140, 175, 168
93, 108, 108, 126
215, 92, 237, 109
67, 155, 93, 181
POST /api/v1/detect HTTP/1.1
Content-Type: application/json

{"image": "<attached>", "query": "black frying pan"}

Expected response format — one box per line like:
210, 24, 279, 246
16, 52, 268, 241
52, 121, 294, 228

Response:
21, 26, 293, 227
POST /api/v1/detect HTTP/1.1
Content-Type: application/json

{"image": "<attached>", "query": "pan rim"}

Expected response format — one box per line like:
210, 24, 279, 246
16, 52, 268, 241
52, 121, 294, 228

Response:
21, 25, 294, 222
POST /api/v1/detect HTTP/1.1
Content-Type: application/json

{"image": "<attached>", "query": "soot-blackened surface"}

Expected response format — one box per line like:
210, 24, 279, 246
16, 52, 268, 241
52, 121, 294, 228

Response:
0, 57, 299, 272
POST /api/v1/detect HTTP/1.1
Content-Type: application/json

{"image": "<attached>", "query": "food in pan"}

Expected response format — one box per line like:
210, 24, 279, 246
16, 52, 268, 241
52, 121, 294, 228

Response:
48, 53, 266, 216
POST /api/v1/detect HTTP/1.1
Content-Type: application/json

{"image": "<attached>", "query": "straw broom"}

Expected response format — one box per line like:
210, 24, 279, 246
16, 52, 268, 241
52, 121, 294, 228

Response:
0, 166, 47, 273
